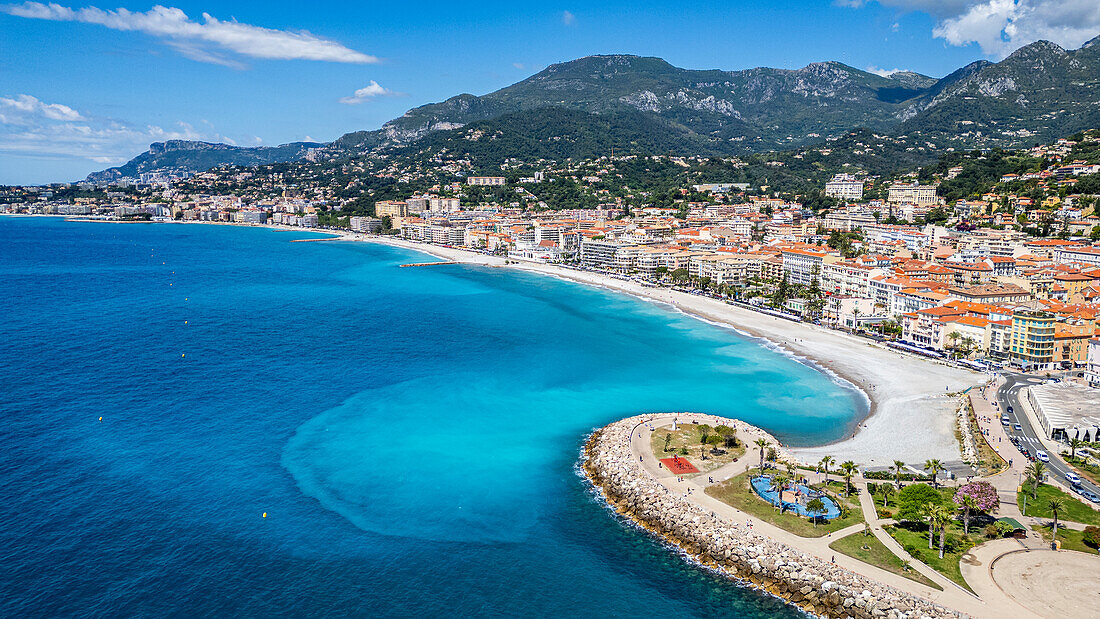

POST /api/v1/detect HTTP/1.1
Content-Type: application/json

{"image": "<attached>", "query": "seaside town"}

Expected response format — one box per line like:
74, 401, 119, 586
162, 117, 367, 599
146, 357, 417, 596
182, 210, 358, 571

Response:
6, 126, 1100, 619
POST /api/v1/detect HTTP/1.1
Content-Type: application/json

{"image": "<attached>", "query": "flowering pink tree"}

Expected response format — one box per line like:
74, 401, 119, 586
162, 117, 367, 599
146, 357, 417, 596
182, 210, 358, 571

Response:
954, 481, 999, 534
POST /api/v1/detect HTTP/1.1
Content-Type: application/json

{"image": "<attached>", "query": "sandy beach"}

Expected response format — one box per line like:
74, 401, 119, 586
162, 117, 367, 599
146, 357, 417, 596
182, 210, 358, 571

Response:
350, 233, 984, 467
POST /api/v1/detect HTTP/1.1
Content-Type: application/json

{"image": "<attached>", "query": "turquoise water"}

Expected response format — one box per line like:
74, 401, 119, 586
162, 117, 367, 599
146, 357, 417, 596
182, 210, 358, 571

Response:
0, 217, 863, 615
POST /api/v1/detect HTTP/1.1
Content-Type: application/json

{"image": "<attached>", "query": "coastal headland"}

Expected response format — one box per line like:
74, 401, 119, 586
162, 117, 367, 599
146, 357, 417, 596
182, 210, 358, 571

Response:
583, 412, 966, 618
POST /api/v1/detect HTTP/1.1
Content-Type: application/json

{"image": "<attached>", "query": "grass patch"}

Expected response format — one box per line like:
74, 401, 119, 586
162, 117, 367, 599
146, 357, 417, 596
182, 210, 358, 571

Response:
883, 523, 976, 592
966, 399, 1007, 476
1018, 484, 1100, 526
1031, 525, 1099, 554
650, 422, 745, 475
829, 530, 941, 589
705, 471, 864, 538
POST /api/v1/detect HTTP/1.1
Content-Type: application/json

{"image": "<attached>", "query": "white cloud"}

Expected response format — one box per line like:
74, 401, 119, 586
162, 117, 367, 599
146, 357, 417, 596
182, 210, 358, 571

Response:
338, 80, 401, 104
512, 62, 525, 69
0, 94, 84, 121
2, 2, 378, 65
561, 10, 576, 26
865, 66, 910, 76
840, 0, 1100, 58
0, 92, 235, 164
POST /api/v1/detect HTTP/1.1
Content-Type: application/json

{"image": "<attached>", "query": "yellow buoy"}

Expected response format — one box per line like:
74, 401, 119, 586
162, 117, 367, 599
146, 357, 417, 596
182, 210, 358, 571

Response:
184, 320, 188, 324
181, 353, 185, 358
262, 512, 267, 518
98, 416, 103, 421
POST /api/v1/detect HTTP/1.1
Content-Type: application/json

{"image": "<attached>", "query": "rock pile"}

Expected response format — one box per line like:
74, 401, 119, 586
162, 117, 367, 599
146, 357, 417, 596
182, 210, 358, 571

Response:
583, 413, 964, 619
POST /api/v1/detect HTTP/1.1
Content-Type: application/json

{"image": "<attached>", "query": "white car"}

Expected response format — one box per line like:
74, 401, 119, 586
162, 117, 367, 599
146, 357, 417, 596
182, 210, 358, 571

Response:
1035, 450, 1050, 463
1065, 471, 1082, 485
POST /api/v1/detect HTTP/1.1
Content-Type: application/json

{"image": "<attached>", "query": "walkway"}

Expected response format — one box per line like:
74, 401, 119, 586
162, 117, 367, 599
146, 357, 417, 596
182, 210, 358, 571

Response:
629, 414, 1042, 618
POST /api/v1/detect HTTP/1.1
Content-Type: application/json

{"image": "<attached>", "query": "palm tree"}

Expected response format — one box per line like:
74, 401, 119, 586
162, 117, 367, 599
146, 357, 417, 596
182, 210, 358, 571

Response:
840, 460, 859, 496
879, 484, 895, 509
806, 498, 826, 527
1069, 437, 1086, 460
960, 336, 976, 359
960, 494, 978, 535
755, 438, 769, 472
1026, 461, 1047, 500
819, 455, 835, 486
932, 504, 956, 559
1049, 498, 1065, 544
924, 459, 945, 489
946, 331, 961, 357
892, 460, 906, 489
772, 474, 790, 512
920, 503, 937, 550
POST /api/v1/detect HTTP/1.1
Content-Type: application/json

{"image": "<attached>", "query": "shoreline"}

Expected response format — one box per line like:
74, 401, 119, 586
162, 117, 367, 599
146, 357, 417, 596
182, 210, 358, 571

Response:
348, 233, 982, 465
582, 413, 966, 618
9, 215, 982, 465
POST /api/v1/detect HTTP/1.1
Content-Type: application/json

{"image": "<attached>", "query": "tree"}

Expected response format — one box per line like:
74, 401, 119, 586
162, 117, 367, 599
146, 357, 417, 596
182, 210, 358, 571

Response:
953, 481, 999, 535
924, 459, 945, 489
1048, 498, 1066, 544
892, 460, 906, 488
806, 498, 826, 527
772, 474, 790, 512
932, 504, 956, 559
920, 502, 937, 550
1082, 526, 1100, 549
663, 433, 672, 452
946, 331, 961, 357
897, 484, 944, 522
819, 455, 834, 485
1026, 461, 1047, 500
1069, 437, 1086, 460
840, 460, 859, 496
879, 484, 895, 508
755, 438, 769, 472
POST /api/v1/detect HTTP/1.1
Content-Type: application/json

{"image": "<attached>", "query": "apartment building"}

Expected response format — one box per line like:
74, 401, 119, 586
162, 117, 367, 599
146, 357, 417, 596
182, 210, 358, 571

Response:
887, 183, 938, 205
781, 247, 839, 286
1010, 310, 1056, 367
824, 174, 864, 200
466, 177, 507, 186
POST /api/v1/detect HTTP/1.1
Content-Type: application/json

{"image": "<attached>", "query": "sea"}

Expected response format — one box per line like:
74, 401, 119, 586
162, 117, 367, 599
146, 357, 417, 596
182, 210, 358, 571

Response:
0, 216, 866, 616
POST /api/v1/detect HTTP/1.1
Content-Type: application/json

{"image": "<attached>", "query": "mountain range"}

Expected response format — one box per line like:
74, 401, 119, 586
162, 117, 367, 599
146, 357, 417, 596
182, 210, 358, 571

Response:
88, 35, 1100, 181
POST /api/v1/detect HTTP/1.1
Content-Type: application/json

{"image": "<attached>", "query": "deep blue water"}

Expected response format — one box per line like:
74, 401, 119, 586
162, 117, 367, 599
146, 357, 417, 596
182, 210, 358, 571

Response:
0, 217, 864, 616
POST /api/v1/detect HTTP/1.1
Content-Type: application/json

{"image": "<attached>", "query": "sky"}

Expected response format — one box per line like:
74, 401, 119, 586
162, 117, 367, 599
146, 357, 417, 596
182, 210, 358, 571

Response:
2, 0, 1099, 184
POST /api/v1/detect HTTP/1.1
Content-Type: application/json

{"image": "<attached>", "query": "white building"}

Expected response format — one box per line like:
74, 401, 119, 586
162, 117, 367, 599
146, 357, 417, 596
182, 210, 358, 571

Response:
887, 183, 938, 205
1086, 339, 1100, 388
824, 174, 864, 200
466, 177, 506, 186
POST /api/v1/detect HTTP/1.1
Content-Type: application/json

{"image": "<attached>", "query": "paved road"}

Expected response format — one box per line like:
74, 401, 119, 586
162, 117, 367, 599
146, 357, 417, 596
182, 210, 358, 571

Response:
994, 373, 1100, 500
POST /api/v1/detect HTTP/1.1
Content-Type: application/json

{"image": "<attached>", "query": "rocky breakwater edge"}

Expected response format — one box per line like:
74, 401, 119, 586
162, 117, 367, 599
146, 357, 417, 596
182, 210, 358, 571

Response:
581, 413, 963, 619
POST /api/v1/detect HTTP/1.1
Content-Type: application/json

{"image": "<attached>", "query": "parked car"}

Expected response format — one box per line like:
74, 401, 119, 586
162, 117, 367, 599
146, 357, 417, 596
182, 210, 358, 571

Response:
1081, 491, 1100, 504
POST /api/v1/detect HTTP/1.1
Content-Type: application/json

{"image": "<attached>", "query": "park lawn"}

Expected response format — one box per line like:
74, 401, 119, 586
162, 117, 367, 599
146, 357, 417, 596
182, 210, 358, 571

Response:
866, 484, 954, 521
1018, 484, 1100, 526
828, 531, 941, 590
650, 422, 746, 475
883, 524, 975, 592
1031, 525, 1099, 554
705, 471, 864, 538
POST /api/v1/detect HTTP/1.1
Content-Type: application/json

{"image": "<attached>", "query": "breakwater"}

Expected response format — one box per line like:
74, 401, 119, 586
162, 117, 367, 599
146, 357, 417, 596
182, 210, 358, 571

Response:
582, 414, 963, 619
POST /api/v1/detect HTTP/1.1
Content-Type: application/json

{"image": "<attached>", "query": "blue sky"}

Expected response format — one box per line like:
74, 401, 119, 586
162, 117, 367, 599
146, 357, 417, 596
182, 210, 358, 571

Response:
3, 0, 1099, 184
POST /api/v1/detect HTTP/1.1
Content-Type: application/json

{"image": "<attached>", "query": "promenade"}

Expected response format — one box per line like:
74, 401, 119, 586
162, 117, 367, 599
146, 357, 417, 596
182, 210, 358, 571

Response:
606, 412, 1100, 618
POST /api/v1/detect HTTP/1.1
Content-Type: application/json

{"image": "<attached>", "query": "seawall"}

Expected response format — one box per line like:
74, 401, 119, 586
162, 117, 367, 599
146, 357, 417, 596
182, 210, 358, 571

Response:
581, 413, 964, 619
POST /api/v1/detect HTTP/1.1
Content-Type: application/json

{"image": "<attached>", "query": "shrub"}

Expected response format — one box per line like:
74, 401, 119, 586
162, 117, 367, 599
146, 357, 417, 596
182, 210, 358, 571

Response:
995, 521, 1015, 536
867, 482, 878, 495
983, 524, 1000, 539
1083, 526, 1100, 548
679, 447, 689, 455
896, 484, 944, 521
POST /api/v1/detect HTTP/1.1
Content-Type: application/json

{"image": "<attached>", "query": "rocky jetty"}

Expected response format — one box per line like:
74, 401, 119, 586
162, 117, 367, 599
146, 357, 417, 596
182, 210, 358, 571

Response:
582, 414, 964, 619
